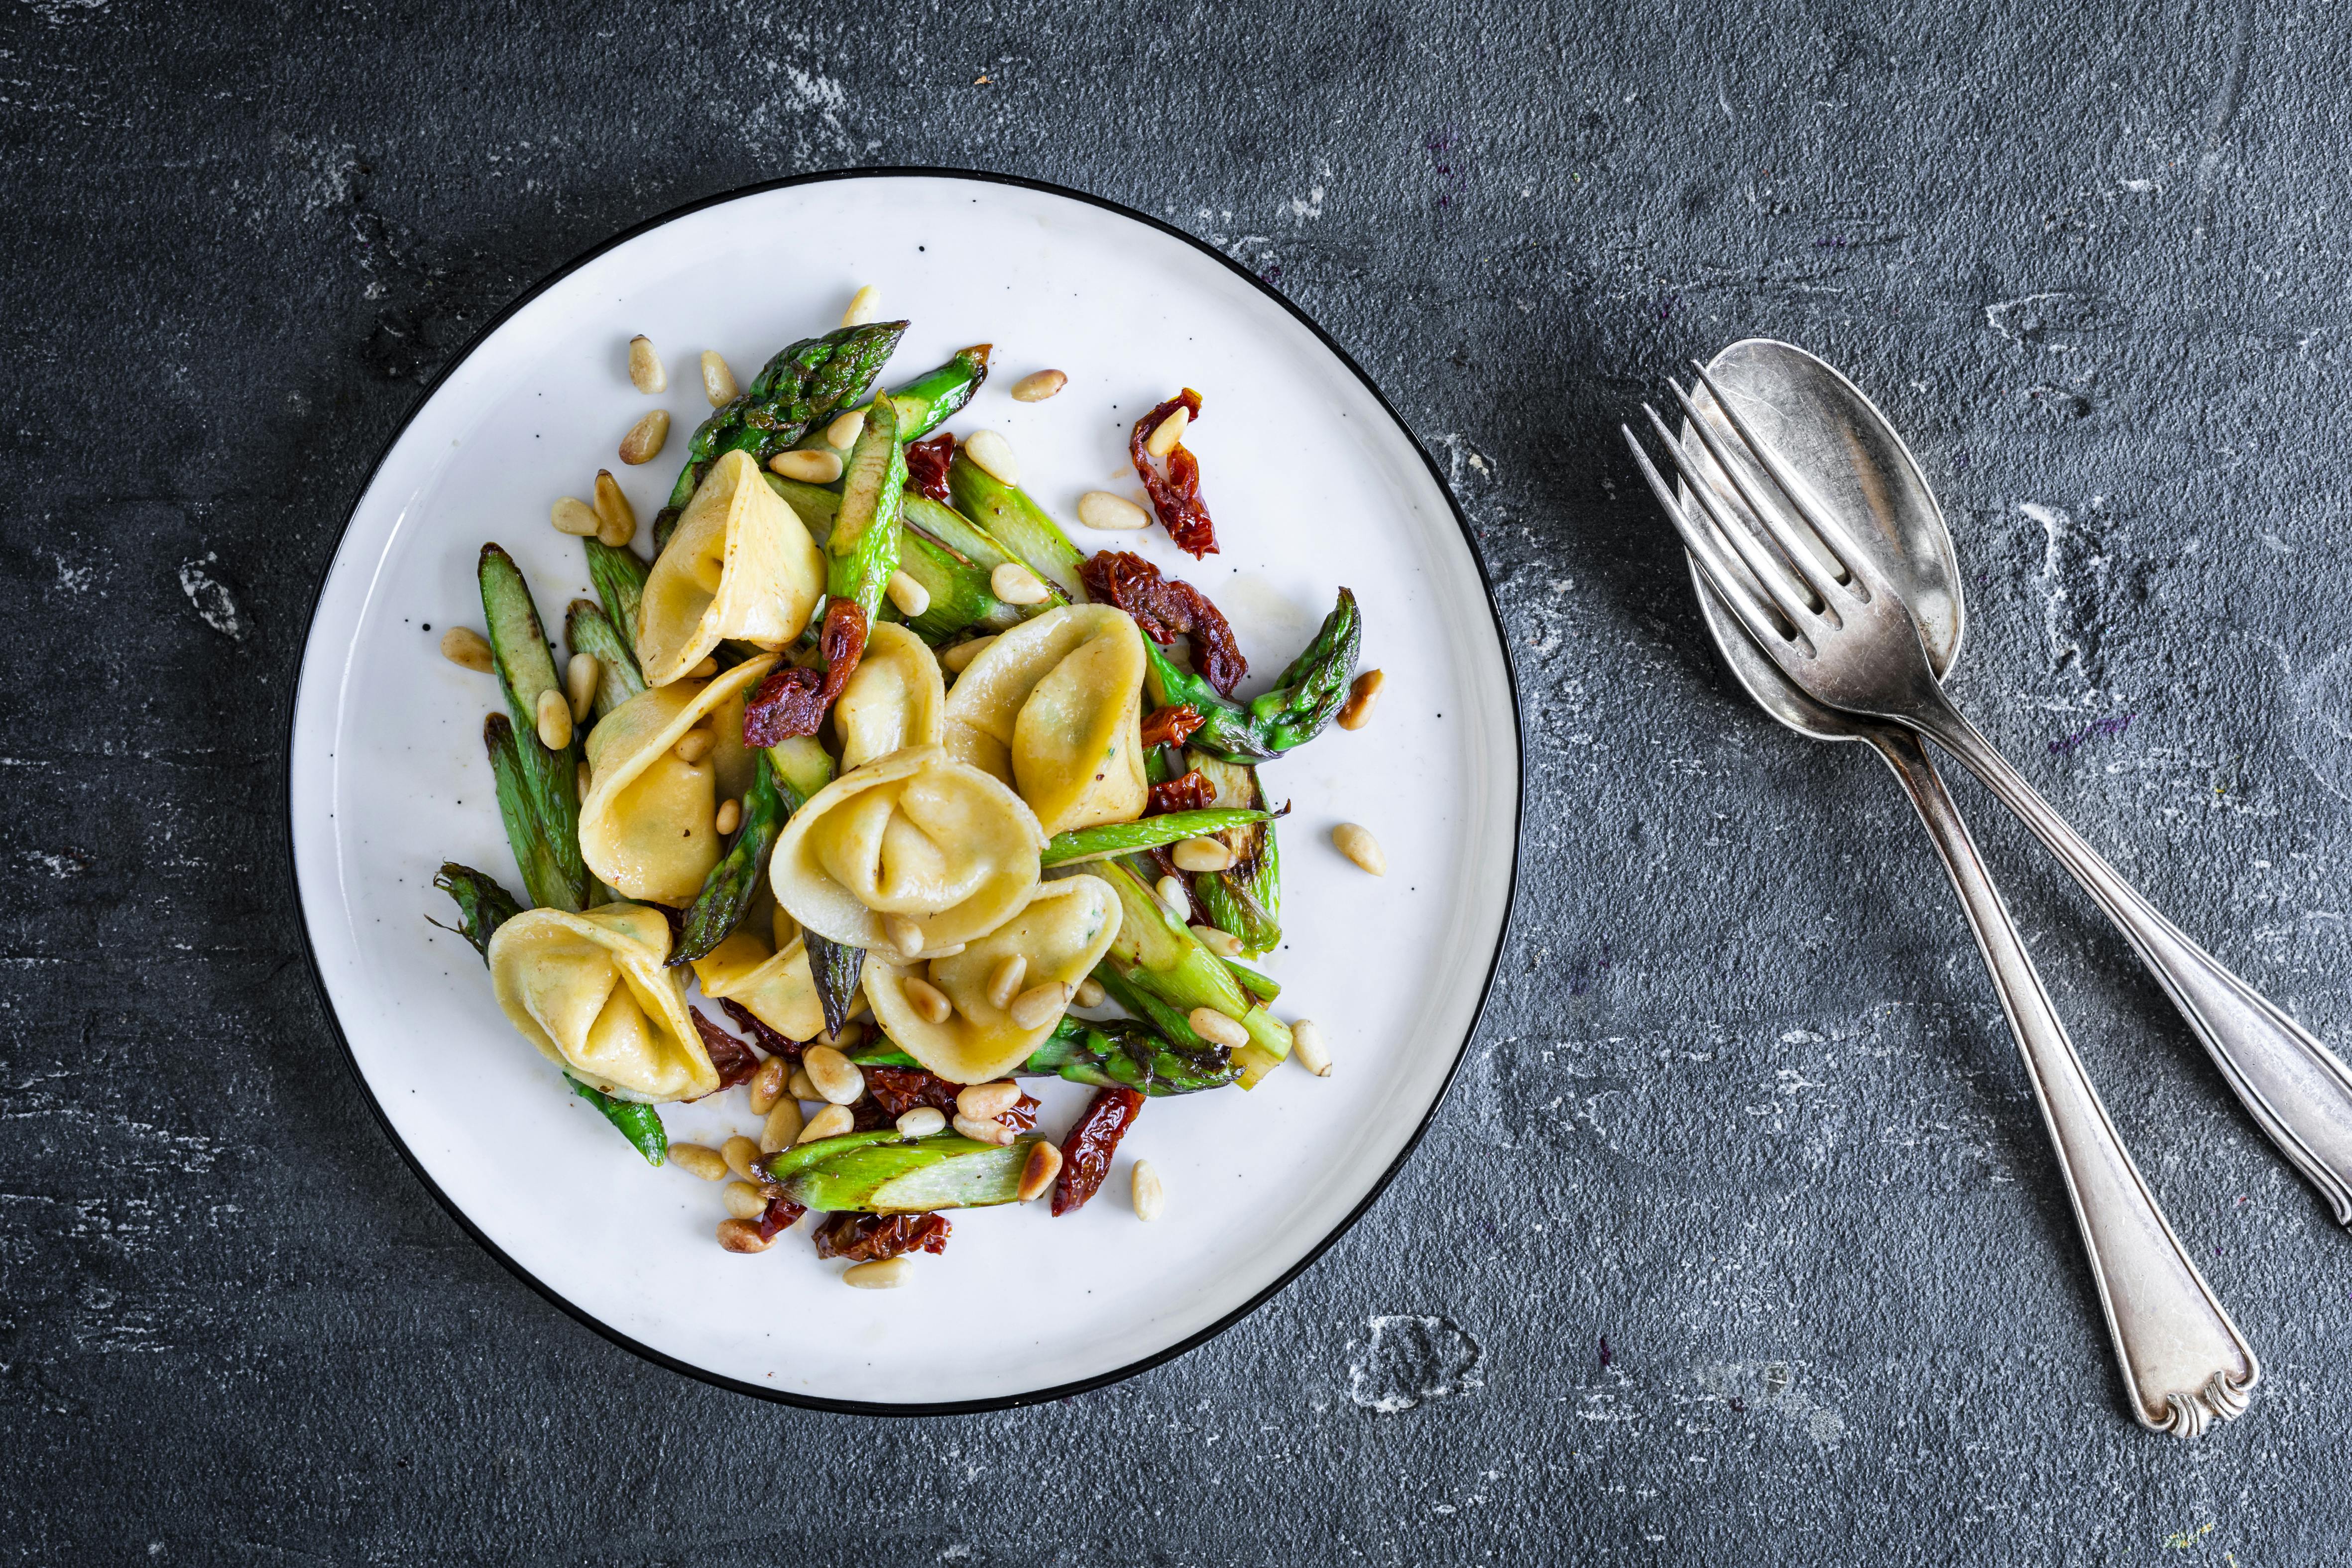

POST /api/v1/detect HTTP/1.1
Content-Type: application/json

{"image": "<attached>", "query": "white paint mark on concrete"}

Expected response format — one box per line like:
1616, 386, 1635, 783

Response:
177, 554, 244, 640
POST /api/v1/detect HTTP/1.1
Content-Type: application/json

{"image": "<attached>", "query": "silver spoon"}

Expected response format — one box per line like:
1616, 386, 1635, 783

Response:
1668, 340, 2256, 1438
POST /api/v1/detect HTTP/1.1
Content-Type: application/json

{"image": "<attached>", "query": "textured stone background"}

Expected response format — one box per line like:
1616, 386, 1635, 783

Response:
8, 0, 2352, 1562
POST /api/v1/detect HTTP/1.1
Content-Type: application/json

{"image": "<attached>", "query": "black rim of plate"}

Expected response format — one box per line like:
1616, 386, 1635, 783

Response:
282, 166, 1526, 1417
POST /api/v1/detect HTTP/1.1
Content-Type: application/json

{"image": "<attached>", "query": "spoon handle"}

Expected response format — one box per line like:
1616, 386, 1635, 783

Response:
1913, 699, 2352, 1227
1866, 726, 2258, 1436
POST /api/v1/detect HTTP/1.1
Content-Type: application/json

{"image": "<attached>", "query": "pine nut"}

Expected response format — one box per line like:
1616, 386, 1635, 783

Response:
593, 469, 637, 546
1332, 823, 1385, 876
672, 728, 714, 764
686, 655, 719, 679
883, 914, 925, 958
963, 430, 1022, 485
1073, 976, 1105, 1008
536, 687, 574, 750
671, 1143, 728, 1181
714, 797, 742, 836
803, 1044, 863, 1105
1189, 924, 1243, 957
953, 1113, 1018, 1146
576, 759, 592, 798
700, 350, 738, 406
1171, 837, 1236, 872
716, 1217, 774, 1253
796, 1103, 855, 1143
769, 448, 843, 483
722, 1180, 769, 1220
843, 1257, 909, 1288
721, 1135, 763, 1181
788, 1067, 818, 1102
841, 285, 882, 328
1156, 875, 1190, 918
551, 495, 602, 536
1009, 369, 1067, 402
956, 1080, 1021, 1119
880, 569, 929, 620
896, 1105, 946, 1138
440, 626, 493, 673
1018, 1140, 1062, 1202
825, 407, 867, 448
1145, 405, 1189, 458
619, 409, 670, 465
985, 953, 1027, 1010
1290, 1018, 1332, 1077
565, 652, 599, 723
942, 636, 994, 673
1132, 1159, 1165, 1220
1076, 490, 1150, 530
1009, 981, 1070, 1030
1336, 668, 1385, 730
627, 336, 667, 394
759, 1096, 805, 1153
1187, 1008, 1248, 1050
749, 1054, 788, 1114
902, 974, 953, 1024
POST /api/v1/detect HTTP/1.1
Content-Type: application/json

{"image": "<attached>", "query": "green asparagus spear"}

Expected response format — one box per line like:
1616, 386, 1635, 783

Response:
945, 451, 1087, 600
1221, 958, 1281, 1003
775, 1134, 1036, 1211
1093, 859, 1291, 1082
670, 736, 835, 967
1182, 752, 1282, 954
582, 537, 651, 647
1143, 588, 1362, 763
1039, 808, 1273, 866
791, 344, 993, 462
804, 932, 864, 1040
826, 395, 906, 620
762, 1127, 906, 1184
429, 862, 524, 962
564, 600, 645, 718
1089, 959, 1209, 1051
846, 1014, 1239, 1095
895, 525, 1024, 639
483, 715, 579, 912
477, 545, 589, 910
566, 1075, 669, 1166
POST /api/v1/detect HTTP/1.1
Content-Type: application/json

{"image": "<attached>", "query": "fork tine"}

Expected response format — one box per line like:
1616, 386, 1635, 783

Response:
1687, 362, 1880, 592
1620, 422, 1805, 662
1637, 402, 1824, 633
1666, 377, 1851, 608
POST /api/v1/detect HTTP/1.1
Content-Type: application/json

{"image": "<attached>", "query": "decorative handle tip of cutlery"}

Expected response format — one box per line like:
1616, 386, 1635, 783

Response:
2154, 1368, 2256, 1440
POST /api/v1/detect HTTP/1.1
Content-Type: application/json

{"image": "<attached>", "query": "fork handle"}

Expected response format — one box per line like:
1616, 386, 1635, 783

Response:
1867, 726, 2258, 1436
1914, 701, 2352, 1226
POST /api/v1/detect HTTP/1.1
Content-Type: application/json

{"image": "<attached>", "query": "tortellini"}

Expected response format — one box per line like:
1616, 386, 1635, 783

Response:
690, 923, 826, 1045
487, 902, 717, 1103
578, 654, 776, 904
769, 743, 1044, 959
941, 604, 1149, 838
636, 448, 826, 686
864, 876, 1123, 1083
833, 621, 945, 770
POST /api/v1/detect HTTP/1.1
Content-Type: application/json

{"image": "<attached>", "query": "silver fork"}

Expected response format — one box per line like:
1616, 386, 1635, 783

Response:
1624, 364, 2352, 1230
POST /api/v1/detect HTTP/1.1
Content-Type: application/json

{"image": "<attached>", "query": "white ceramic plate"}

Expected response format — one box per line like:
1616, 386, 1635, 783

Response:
289, 171, 1520, 1411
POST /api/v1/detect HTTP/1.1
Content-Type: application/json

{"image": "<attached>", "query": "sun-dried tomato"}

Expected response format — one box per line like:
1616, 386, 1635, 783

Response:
742, 599, 869, 744
1140, 704, 1206, 749
1079, 551, 1246, 695
814, 1210, 952, 1261
847, 1096, 897, 1132
756, 1193, 805, 1242
1053, 1086, 1144, 1216
1128, 391, 1217, 558
1147, 769, 1216, 817
904, 432, 956, 505
718, 998, 805, 1060
688, 1008, 760, 1093
866, 1066, 1037, 1130
654, 902, 688, 947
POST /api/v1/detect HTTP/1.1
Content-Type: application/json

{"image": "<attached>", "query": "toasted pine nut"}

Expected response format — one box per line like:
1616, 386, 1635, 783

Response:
619, 409, 670, 465
1290, 1018, 1332, 1077
1155, 874, 1190, 918
843, 1257, 909, 1288
952, 1113, 1018, 1146
1009, 369, 1067, 402
672, 728, 714, 764
1076, 490, 1151, 530
1132, 1159, 1165, 1220
721, 1135, 763, 1181
770, 448, 843, 483
841, 285, 882, 328
1008, 981, 1070, 1031
593, 469, 637, 546
565, 652, 599, 723
803, 1044, 863, 1105
1332, 823, 1386, 876
686, 655, 719, 679
700, 350, 738, 406
722, 1180, 768, 1220
883, 914, 925, 958
787, 1067, 818, 1102
1018, 1140, 1063, 1202
1189, 924, 1243, 957
884, 569, 930, 619
670, 1143, 728, 1181
896, 1105, 946, 1138
440, 626, 494, 673
627, 336, 666, 393
985, 953, 1028, 1010
536, 687, 573, 750
577, 759, 592, 798
825, 408, 867, 448
1187, 1008, 1249, 1050
716, 1217, 773, 1253
796, 1102, 855, 1143
1336, 668, 1385, 730
550, 495, 601, 536
962, 430, 1021, 484
942, 636, 994, 673
1073, 976, 1106, 1008
956, 1080, 1021, 1119
1171, 837, 1236, 873
902, 974, 953, 1024
749, 1054, 788, 1115
1145, 405, 1189, 458
714, 797, 742, 836
759, 1096, 805, 1153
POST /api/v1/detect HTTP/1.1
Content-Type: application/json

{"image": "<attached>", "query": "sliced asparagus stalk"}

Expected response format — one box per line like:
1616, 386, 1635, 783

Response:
670, 750, 785, 965
846, 1015, 1240, 1095
1095, 858, 1291, 1081
826, 394, 907, 621
946, 451, 1087, 601
566, 1075, 668, 1167
564, 600, 645, 717
484, 715, 581, 912
582, 537, 651, 649
477, 545, 589, 910
1090, 959, 1207, 1050
762, 1127, 905, 1185
775, 1133, 1036, 1212
1143, 588, 1361, 763
429, 861, 524, 962
1183, 751, 1282, 954
1040, 807, 1273, 867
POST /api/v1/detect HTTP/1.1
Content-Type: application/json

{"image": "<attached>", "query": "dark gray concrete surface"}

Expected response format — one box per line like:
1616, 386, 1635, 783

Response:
7, 1, 2352, 1561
